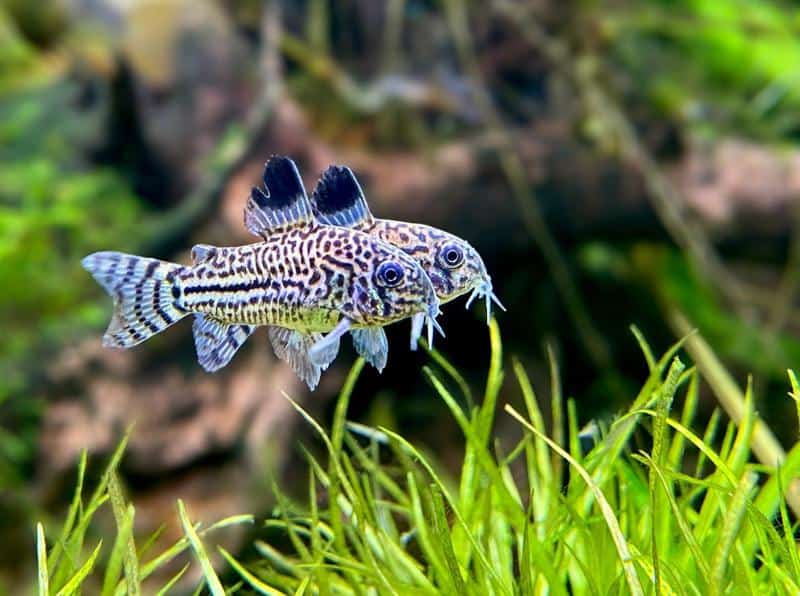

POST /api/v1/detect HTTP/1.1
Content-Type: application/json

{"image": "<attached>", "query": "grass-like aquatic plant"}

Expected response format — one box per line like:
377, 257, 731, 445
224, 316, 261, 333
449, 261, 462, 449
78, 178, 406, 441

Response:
35, 321, 800, 594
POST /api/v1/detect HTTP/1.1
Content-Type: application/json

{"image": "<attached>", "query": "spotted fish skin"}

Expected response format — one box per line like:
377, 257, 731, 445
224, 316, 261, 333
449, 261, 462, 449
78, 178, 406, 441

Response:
311, 165, 493, 307
309, 165, 503, 366
178, 225, 436, 331
360, 219, 488, 305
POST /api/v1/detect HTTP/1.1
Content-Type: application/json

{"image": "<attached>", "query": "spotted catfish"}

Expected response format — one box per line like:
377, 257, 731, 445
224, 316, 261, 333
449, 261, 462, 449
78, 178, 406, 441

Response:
82, 157, 440, 389
309, 165, 504, 371
247, 157, 442, 378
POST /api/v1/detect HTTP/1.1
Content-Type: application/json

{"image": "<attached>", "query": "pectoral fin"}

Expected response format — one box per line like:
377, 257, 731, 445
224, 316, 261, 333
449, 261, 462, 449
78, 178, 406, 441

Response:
409, 312, 425, 351
268, 318, 353, 389
308, 333, 340, 370
270, 329, 340, 371
351, 328, 388, 372
193, 315, 254, 372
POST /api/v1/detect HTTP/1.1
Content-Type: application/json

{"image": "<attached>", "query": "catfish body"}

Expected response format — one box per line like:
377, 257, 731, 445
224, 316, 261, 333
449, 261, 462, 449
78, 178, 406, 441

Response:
311, 166, 502, 311
83, 157, 440, 389
180, 226, 427, 331
309, 165, 504, 370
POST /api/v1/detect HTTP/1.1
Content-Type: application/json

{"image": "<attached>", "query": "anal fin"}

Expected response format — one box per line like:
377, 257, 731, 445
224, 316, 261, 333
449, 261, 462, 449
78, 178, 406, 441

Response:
351, 328, 388, 372
193, 315, 254, 372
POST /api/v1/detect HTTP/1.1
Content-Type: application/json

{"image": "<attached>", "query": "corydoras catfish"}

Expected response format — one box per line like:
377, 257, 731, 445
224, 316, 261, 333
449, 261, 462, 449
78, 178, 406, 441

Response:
82, 157, 440, 389
308, 165, 503, 371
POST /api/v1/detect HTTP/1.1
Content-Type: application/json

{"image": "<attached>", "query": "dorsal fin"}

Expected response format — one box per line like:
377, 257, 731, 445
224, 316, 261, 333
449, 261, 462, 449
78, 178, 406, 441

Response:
310, 165, 374, 228
245, 156, 314, 238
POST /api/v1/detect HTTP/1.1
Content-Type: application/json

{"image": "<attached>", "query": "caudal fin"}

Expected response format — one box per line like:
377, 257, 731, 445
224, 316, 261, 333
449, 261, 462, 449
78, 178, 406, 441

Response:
82, 251, 189, 348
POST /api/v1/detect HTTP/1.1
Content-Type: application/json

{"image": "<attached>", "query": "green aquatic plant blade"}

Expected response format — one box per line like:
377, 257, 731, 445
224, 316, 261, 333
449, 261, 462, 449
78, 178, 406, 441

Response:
154, 563, 190, 596
505, 404, 644, 596
649, 357, 685, 590
36, 523, 48, 596
708, 472, 758, 596
218, 547, 284, 595
176, 499, 225, 596
26, 324, 800, 594
103, 472, 139, 596
54, 540, 103, 596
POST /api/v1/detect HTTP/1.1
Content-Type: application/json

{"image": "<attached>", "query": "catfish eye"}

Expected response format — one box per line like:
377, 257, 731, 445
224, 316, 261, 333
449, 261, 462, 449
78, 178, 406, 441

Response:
440, 244, 464, 269
376, 262, 404, 287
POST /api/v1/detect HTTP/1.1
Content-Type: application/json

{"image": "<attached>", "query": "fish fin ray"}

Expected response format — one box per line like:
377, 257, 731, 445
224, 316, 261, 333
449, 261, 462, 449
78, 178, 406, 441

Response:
310, 165, 374, 228
82, 251, 189, 348
245, 156, 314, 237
193, 316, 254, 372
309, 318, 351, 367
351, 328, 388, 372
409, 312, 425, 351
268, 327, 330, 390
307, 332, 339, 370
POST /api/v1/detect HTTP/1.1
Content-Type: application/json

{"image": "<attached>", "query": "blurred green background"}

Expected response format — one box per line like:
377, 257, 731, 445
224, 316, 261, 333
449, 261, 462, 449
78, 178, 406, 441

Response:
3, 0, 800, 589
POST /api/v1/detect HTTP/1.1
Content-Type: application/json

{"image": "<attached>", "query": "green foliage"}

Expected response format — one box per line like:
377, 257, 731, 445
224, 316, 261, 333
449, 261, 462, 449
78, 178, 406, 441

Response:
580, 240, 800, 437
0, 18, 142, 401
605, 0, 800, 139
34, 431, 254, 595
0, 8, 53, 93
33, 321, 800, 593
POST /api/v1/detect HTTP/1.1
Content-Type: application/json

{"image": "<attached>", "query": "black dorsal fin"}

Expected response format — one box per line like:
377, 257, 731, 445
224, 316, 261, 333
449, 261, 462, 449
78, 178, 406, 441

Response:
310, 165, 374, 228
245, 156, 314, 238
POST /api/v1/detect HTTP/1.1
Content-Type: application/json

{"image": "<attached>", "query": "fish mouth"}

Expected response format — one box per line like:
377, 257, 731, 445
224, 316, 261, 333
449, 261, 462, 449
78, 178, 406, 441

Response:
465, 276, 506, 325
410, 301, 444, 351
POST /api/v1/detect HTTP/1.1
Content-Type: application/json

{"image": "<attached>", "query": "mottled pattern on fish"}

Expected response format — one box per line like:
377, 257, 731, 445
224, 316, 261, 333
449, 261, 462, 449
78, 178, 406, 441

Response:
310, 165, 502, 371
311, 165, 496, 308
359, 220, 488, 303
178, 227, 433, 330
82, 156, 440, 389
308, 165, 504, 368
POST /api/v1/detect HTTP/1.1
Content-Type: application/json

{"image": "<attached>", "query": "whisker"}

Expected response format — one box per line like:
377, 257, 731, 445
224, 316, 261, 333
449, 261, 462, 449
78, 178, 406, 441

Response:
466, 279, 504, 325
426, 316, 434, 349
410, 312, 425, 351
490, 292, 506, 312
430, 316, 445, 337
465, 287, 480, 310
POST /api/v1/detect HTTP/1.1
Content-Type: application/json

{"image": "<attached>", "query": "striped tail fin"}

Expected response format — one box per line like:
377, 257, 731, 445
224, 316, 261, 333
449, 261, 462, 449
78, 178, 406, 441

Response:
82, 251, 189, 348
